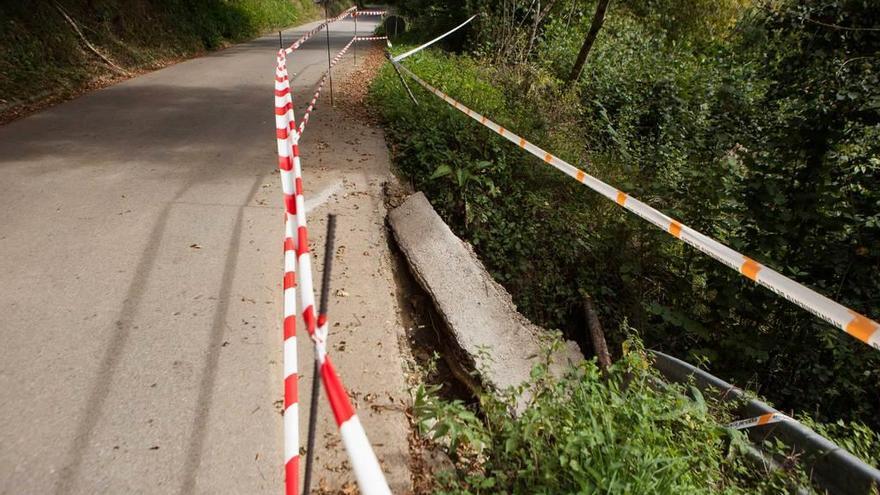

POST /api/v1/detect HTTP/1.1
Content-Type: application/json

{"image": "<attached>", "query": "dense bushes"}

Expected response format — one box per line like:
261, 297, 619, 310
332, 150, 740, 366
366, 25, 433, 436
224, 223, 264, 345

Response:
0, 0, 318, 113
372, 0, 880, 435
563, 0, 880, 430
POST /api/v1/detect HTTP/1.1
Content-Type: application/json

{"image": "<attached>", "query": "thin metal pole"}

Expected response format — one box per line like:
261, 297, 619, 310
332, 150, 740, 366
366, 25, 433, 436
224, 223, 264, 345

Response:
318, 214, 337, 330
303, 214, 337, 495
302, 363, 319, 495
279, 31, 282, 49
323, 1, 334, 106
354, 12, 358, 65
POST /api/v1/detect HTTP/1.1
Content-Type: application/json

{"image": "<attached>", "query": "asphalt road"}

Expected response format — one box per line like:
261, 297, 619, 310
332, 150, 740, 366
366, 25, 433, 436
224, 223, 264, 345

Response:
0, 15, 411, 494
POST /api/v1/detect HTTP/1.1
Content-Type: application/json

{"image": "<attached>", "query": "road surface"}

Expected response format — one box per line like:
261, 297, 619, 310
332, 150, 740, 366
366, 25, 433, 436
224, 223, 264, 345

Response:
0, 15, 412, 494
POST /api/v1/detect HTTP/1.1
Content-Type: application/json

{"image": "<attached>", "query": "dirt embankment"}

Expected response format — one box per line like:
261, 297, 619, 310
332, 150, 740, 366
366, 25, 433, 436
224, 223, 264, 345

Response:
0, 0, 322, 124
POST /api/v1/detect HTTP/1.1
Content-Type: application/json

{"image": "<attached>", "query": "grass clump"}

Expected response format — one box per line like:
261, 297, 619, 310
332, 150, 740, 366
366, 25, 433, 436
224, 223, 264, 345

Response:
414, 339, 811, 494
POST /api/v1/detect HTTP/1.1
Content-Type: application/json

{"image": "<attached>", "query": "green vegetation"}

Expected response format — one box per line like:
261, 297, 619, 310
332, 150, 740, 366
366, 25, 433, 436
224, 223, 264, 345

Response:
414, 339, 819, 493
371, 0, 880, 438
372, 2, 880, 488
0, 0, 320, 115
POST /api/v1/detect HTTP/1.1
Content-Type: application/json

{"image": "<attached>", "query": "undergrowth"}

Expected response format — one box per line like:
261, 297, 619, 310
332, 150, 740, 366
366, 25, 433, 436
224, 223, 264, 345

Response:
368, 2, 880, 441
0, 0, 321, 116
413, 339, 816, 494
369, 20, 879, 486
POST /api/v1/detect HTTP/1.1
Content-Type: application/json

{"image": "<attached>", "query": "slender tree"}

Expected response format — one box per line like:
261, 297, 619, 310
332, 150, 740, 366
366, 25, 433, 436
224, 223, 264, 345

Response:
567, 0, 611, 84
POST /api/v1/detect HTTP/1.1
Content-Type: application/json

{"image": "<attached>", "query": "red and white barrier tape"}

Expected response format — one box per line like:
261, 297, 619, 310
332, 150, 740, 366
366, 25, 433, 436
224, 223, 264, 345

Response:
275, 43, 392, 495
284, 6, 356, 55
334, 5, 358, 21
285, 23, 327, 54
275, 50, 300, 495
296, 35, 389, 135
727, 413, 792, 430
354, 10, 387, 16
282, 218, 300, 493
297, 38, 356, 136
320, 356, 391, 495
392, 60, 880, 351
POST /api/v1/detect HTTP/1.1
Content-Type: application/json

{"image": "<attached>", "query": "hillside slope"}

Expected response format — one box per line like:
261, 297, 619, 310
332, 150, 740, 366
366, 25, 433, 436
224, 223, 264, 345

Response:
0, 0, 320, 122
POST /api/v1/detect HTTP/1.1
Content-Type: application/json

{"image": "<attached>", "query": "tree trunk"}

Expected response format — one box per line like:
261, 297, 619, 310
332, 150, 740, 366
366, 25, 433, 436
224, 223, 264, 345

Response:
567, 0, 610, 84
584, 294, 612, 372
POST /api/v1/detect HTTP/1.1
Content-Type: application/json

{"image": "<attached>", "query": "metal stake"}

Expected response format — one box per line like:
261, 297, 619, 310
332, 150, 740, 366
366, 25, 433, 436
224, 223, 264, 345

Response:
323, 1, 334, 106
278, 31, 282, 49
354, 11, 358, 65
303, 214, 338, 495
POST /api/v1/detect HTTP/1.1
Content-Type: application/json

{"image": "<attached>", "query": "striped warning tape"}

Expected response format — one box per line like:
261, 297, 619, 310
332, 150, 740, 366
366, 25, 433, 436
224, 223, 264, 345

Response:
335, 5, 358, 21
275, 50, 300, 495
392, 60, 880, 351
296, 36, 389, 136
284, 6, 356, 55
290, 88, 394, 495
391, 14, 477, 63
275, 46, 392, 495
297, 38, 355, 136
282, 217, 300, 494
284, 23, 326, 55
727, 412, 792, 430
354, 10, 387, 16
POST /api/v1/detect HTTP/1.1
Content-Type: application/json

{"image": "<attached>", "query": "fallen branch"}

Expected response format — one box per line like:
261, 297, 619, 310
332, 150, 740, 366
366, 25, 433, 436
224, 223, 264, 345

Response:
54, 2, 130, 76
584, 294, 612, 372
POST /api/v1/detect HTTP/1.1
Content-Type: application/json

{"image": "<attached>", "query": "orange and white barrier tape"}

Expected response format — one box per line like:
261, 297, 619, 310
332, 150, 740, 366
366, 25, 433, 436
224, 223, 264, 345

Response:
354, 36, 389, 41
392, 59, 880, 351
275, 43, 391, 495
391, 14, 476, 63
727, 412, 792, 430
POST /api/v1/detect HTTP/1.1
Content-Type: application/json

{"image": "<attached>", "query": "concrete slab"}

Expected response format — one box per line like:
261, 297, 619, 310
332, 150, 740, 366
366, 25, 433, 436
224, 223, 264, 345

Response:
388, 193, 582, 409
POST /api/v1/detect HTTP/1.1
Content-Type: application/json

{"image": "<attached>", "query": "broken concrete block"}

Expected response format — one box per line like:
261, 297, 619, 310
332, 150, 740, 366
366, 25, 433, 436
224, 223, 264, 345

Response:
389, 192, 582, 411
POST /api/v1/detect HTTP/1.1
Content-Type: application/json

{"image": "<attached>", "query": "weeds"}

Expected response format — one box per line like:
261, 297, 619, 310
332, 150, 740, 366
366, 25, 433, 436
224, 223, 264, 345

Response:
414, 338, 819, 494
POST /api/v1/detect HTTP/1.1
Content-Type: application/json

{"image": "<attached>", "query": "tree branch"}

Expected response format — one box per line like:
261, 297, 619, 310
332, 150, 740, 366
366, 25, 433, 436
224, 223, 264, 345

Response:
584, 294, 612, 372
566, 0, 610, 84
54, 2, 130, 76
